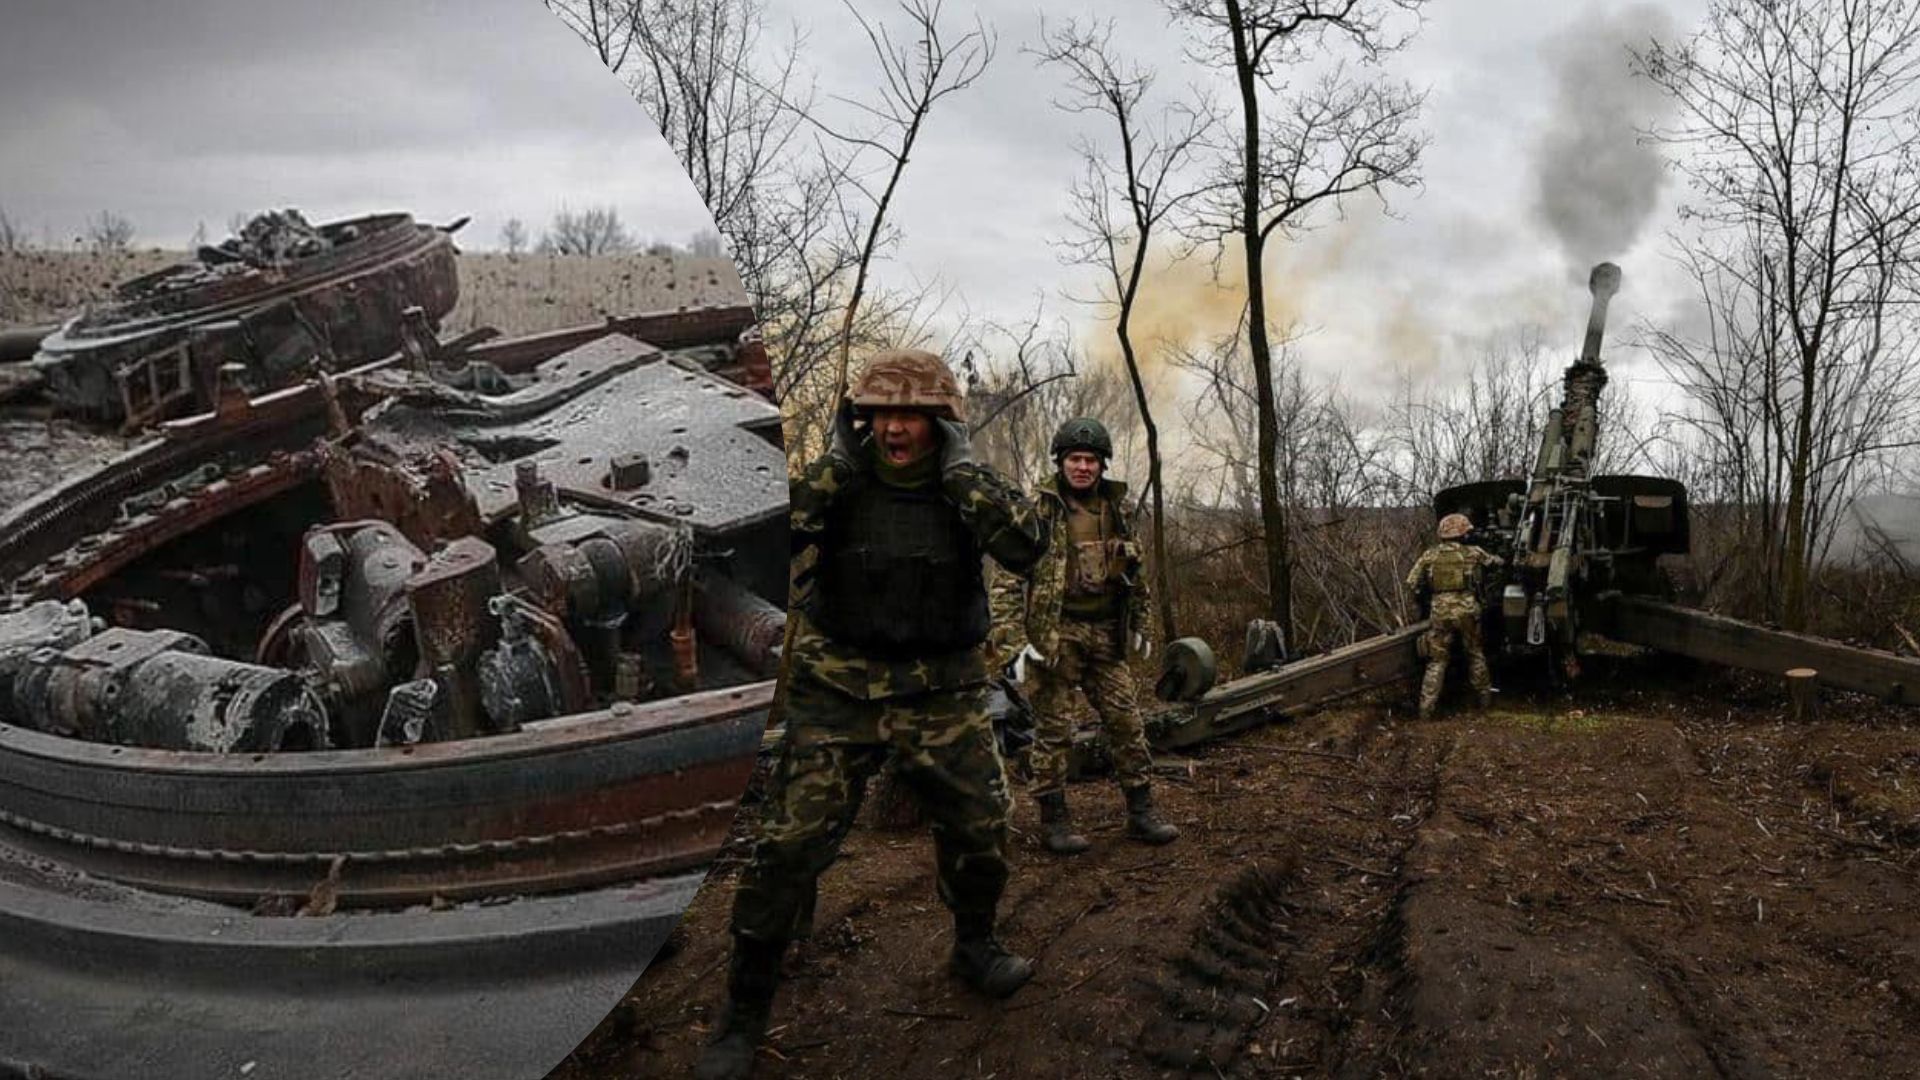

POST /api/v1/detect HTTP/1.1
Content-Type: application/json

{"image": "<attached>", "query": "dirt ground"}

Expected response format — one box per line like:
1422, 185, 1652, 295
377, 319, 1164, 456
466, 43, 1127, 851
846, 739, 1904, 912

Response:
554, 663, 1920, 1079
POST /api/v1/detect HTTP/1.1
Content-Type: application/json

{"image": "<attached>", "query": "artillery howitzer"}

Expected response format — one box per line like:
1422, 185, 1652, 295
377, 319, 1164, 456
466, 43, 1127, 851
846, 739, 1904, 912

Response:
1094, 263, 1920, 769
1434, 262, 1686, 674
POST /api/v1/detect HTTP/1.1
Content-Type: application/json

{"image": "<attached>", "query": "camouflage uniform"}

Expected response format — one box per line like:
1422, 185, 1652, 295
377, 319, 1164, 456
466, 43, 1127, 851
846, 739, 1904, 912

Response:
990, 474, 1153, 795
699, 351, 1045, 1080
729, 448, 1047, 943
1405, 540, 1505, 716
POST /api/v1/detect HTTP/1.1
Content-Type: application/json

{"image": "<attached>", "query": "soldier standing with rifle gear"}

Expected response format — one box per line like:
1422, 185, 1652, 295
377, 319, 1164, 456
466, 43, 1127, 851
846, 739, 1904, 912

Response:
990, 416, 1179, 856
1406, 513, 1505, 720
696, 350, 1050, 1080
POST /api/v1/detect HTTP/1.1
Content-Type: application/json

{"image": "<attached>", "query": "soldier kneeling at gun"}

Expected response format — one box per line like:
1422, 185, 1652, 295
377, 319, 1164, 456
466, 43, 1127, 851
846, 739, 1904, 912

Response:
1406, 513, 1505, 720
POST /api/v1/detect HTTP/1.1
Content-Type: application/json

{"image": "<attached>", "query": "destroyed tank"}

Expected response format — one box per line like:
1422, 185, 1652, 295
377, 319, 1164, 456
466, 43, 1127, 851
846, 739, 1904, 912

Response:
26, 210, 462, 427
0, 271, 787, 1076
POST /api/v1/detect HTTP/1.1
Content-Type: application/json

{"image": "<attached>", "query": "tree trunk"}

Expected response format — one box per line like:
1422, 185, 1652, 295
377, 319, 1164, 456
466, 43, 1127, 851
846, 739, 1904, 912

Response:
1226, 0, 1292, 640
1117, 275, 1179, 642
1782, 345, 1817, 631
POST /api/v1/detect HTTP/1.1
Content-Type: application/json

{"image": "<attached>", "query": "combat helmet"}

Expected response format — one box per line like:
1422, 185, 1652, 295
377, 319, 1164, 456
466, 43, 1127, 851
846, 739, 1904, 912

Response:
848, 349, 967, 422
1051, 416, 1113, 461
1437, 513, 1474, 540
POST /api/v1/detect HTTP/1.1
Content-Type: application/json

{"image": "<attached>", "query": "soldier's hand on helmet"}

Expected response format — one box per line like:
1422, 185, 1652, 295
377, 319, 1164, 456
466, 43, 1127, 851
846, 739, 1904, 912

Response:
826, 400, 861, 469
1011, 644, 1044, 684
935, 416, 975, 475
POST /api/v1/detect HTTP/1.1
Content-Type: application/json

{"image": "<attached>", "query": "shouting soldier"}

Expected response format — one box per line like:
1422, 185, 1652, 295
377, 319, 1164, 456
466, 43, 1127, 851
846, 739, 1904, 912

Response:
1406, 512, 1505, 720
696, 350, 1049, 1080
990, 416, 1178, 856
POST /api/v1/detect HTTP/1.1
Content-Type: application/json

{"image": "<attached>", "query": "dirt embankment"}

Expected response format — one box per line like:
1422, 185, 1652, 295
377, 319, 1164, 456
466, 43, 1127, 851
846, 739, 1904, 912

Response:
557, 669, 1920, 1078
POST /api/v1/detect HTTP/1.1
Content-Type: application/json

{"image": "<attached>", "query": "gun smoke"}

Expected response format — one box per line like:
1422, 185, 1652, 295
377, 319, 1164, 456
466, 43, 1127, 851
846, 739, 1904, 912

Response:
1531, 4, 1676, 276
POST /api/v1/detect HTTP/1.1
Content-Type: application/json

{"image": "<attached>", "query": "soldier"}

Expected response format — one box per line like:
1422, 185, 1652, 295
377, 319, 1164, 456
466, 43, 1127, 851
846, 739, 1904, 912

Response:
1406, 512, 1505, 720
990, 416, 1178, 856
696, 349, 1049, 1080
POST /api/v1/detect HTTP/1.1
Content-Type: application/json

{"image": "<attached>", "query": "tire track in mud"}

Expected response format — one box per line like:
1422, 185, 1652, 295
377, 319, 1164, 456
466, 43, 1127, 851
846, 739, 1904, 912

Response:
1333, 711, 1733, 1078
1131, 714, 1455, 1074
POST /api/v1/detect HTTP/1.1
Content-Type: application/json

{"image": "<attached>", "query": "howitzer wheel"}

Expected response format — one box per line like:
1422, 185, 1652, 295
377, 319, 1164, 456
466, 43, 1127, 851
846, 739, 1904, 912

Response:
1156, 637, 1218, 702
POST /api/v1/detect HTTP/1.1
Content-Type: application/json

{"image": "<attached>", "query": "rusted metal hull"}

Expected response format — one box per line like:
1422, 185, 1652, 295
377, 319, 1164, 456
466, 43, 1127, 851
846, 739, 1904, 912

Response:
0, 681, 768, 906
0, 306, 786, 908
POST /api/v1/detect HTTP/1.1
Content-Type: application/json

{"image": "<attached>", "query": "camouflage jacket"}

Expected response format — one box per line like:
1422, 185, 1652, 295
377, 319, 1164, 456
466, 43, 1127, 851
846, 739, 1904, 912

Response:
1405, 541, 1505, 619
988, 474, 1150, 667
787, 450, 1048, 701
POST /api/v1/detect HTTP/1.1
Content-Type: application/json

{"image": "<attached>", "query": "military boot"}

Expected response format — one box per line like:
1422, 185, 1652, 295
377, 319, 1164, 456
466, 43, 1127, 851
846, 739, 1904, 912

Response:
1036, 791, 1090, 855
949, 911, 1034, 998
1123, 784, 1179, 845
694, 935, 789, 1080
1476, 689, 1493, 710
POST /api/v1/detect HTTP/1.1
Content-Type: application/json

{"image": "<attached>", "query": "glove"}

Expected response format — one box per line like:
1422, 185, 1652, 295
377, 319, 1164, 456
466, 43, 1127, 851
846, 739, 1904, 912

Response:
934, 416, 974, 475
1132, 631, 1152, 661
826, 400, 861, 469
1011, 644, 1044, 685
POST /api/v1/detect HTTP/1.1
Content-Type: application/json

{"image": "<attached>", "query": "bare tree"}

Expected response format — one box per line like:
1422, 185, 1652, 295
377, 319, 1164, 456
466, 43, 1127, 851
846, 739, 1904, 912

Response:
1638, 0, 1920, 628
806, 0, 995, 401
500, 217, 529, 255
539, 205, 636, 255
544, 0, 640, 69
86, 210, 136, 253
1034, 18, 1214, 642
1379, 328, 1554, 502
543, 0, 869, 441
964, 303, 1083, 480
1165, 0, 1429, 642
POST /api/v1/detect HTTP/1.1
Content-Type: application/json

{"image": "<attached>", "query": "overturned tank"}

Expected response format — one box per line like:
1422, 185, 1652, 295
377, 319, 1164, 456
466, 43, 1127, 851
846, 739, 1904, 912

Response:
0, 292, 786, 1077
27, 210, 462, 426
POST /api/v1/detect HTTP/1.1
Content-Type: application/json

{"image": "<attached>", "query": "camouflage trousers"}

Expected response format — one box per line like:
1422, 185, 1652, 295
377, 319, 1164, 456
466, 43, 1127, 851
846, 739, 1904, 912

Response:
1026, 617, 1153, 795
1421, 594, 1492, 714
729, 669, 1012, 943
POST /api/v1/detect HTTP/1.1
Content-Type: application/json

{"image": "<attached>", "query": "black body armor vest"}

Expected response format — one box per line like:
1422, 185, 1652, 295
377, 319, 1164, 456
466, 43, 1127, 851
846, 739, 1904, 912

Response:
809, 476, 991, 657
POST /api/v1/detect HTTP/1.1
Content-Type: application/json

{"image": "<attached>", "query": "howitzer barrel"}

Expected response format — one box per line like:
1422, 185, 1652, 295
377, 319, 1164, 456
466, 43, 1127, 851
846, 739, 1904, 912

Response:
1581, 262, 1622, 364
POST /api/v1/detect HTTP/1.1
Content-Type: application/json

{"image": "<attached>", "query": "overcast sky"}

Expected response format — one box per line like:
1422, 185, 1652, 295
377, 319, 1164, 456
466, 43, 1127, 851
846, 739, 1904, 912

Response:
0, 0, 718, 254
2, 0, 1718, 408
736, 0, 1713, 405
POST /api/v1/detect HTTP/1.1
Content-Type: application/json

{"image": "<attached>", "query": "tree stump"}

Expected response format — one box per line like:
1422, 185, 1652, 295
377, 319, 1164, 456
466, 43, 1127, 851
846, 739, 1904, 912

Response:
1786, 668, 1819, 722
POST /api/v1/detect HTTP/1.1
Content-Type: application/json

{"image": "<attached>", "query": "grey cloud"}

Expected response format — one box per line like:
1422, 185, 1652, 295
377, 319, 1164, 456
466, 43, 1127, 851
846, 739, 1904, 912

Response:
1530, 3, 1678, 275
